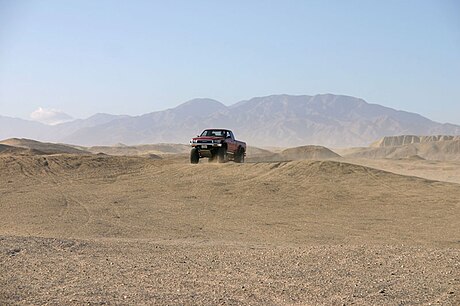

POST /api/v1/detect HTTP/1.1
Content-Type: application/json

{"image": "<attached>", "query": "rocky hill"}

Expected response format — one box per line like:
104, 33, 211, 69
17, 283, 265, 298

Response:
343, 135, 460, 161
0, 138, 89, 155
371, 135, 460, 147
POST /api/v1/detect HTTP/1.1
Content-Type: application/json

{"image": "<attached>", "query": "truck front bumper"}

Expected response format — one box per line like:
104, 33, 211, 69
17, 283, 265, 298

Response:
190, 143, 222, 148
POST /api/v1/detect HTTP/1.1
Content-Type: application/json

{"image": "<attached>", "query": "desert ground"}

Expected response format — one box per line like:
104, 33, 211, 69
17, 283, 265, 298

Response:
1, 140, 459, 305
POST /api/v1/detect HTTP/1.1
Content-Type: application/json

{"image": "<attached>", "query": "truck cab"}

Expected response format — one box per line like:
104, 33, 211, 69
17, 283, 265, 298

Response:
190, 129, 246, 164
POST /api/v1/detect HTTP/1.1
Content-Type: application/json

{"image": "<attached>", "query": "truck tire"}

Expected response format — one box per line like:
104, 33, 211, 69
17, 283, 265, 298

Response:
190, 148, 199, 164
235, 147, 245, 163
217, 147, 227, 163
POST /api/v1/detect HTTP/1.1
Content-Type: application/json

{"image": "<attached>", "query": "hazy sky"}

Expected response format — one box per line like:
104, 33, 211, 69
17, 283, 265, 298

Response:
1, 0, 459, 124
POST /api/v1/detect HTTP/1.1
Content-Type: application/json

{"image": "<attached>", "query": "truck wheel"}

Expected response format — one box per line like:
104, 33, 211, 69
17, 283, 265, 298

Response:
217, 147, 227, 163
190, 148, 199, 164
235, 148, 245, 163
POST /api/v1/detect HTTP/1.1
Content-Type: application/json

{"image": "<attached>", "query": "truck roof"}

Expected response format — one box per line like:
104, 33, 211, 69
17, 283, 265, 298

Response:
202, 128, 232, 131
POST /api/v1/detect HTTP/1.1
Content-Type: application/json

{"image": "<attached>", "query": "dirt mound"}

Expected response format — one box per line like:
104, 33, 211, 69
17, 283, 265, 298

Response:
1, 156, 458, 243
245, 146, 282, 162
281, 145, 341, 160
246, 145, 341, 162
1, 156, 460, 305
245, 146, 272, 156
0, 154, 153, 178
345, 139, 460, 161
404, 154, 426, 161
371, 135, 460, 147
88, 143, 189, 156
0, 138, 89, 155
0, 144, 29, 155
0, 143, 46, 155
142, 153, 162, 160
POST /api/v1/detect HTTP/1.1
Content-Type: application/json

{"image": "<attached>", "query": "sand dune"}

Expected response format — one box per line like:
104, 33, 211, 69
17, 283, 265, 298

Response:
0, 144, 32, 155
245, 146, 281, 162
371, 135, 460, 147
1, 154, 458, 245
1, 152, 459, 304
1, 138, 459, 304
280, 145, 341, 160
1, 155, 457, 243
343, 139, 460, 161
88, 143, 189, 156
245, 146, 275, 156
1, 138, 282, 160
246, 145, 342, 162
88, 144, 277, 160
0, 138, 89, 155
336, 134, 460, 161
343, 158, 460, 185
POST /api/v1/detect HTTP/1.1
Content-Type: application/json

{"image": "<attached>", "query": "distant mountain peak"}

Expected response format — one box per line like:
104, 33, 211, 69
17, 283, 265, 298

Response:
175, 98, 227, 109
29, 107, 73, 125
171, 98, 228, 118
1, 94, 460, 147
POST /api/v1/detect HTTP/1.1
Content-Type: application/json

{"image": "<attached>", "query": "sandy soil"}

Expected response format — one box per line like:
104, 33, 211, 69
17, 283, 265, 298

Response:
345, 158, 460, 185
1, 154, 459, 305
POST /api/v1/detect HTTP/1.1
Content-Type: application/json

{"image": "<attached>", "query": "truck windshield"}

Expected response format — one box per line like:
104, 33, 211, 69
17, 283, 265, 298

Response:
201, 130, 227, 137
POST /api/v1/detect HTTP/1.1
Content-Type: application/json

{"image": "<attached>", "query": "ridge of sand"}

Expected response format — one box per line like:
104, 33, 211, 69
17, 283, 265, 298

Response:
1, 155, 459, 304
1, 155, 457, 244
247, 145, 341, 162
1, 145, 459, 304
280, 145, 341, 160
89, 144, 276, 159
0, 143, 47, 156
88, 143, 189, 156
0, 144, 30, 155
371, 135, 460, 147
343, 139, 460, 161
0, 138, 89, 155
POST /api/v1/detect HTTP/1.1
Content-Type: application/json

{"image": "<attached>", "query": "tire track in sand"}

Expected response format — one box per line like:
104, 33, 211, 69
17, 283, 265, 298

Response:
18, 157, 92, 231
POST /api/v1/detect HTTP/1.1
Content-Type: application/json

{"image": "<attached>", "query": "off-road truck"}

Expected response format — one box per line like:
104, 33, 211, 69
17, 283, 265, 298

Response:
189, 129, 246, 164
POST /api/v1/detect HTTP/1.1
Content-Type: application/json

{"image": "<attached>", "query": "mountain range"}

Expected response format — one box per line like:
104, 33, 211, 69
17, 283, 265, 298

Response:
2, 94, 460, 147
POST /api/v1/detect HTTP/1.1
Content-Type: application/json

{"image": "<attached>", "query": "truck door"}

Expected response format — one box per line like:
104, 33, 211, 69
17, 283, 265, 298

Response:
226, 131, 237, 152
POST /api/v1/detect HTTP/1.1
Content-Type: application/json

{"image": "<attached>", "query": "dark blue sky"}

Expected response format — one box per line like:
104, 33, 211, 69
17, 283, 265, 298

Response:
1, 0, 459, 124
